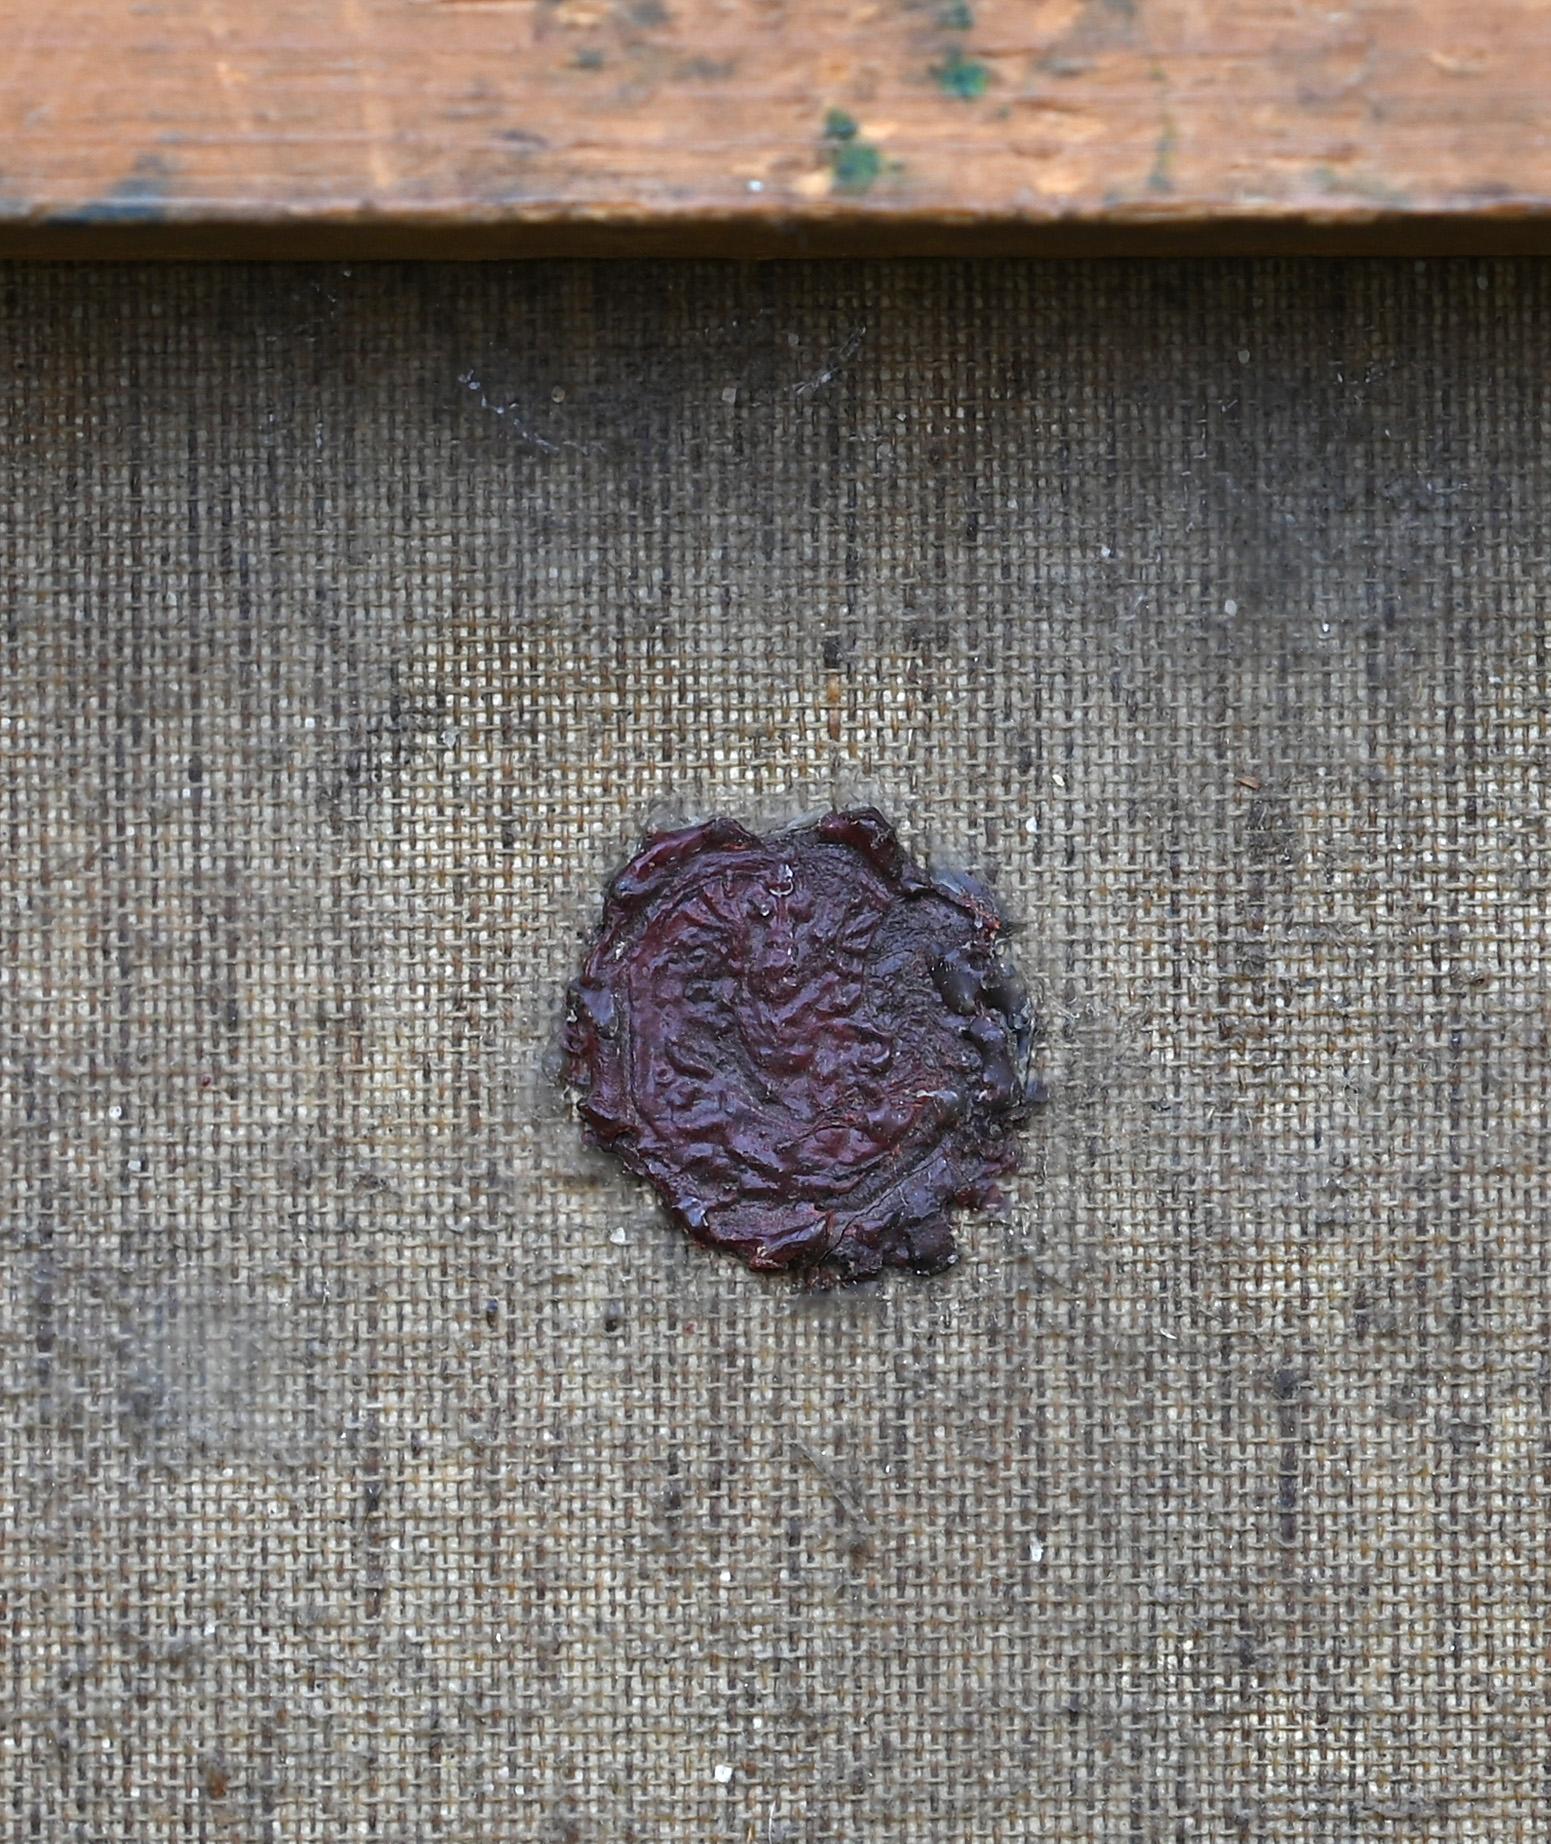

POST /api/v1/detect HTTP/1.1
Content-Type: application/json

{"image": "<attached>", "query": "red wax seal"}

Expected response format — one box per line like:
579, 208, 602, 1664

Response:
564, 809, 1039, 1281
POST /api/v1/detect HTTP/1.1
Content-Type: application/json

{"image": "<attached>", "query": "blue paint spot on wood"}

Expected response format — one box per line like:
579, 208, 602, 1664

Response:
58, 153, 173, 226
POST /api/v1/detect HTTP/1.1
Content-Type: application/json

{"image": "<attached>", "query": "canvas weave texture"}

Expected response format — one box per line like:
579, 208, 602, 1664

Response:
2, 261, 1547, 1842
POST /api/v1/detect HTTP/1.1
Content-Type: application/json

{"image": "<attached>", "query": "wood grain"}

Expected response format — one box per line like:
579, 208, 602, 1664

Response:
3, 0, 1550, 253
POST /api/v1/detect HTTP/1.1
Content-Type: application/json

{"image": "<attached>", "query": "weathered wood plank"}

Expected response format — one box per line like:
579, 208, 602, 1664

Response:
3, 0, 1550, 253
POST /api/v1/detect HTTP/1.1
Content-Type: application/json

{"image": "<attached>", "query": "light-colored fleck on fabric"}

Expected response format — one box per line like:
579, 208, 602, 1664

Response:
2, 262, 1547, 1842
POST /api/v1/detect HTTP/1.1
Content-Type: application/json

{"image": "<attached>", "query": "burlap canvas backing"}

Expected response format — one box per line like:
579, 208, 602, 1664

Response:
2, 262, 1547, 1841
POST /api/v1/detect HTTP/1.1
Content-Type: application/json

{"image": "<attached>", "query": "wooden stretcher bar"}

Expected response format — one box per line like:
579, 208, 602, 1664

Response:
4, 0, 1549, 256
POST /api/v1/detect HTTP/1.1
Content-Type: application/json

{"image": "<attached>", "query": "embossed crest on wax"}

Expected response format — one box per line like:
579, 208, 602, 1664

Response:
563, 808, 1042, 1282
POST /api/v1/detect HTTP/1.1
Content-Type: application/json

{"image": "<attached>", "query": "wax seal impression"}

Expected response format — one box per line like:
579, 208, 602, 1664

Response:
563, 808, 1041, 1281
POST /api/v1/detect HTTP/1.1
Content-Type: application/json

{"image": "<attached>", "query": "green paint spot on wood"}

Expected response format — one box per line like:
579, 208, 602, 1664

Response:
832, 141, 886, 192
1147, 118, 1177, 194
933, 49, 990, 97
821, 108, 896, 193
1311, 168, 1412, 207
676, 54, 735, 81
